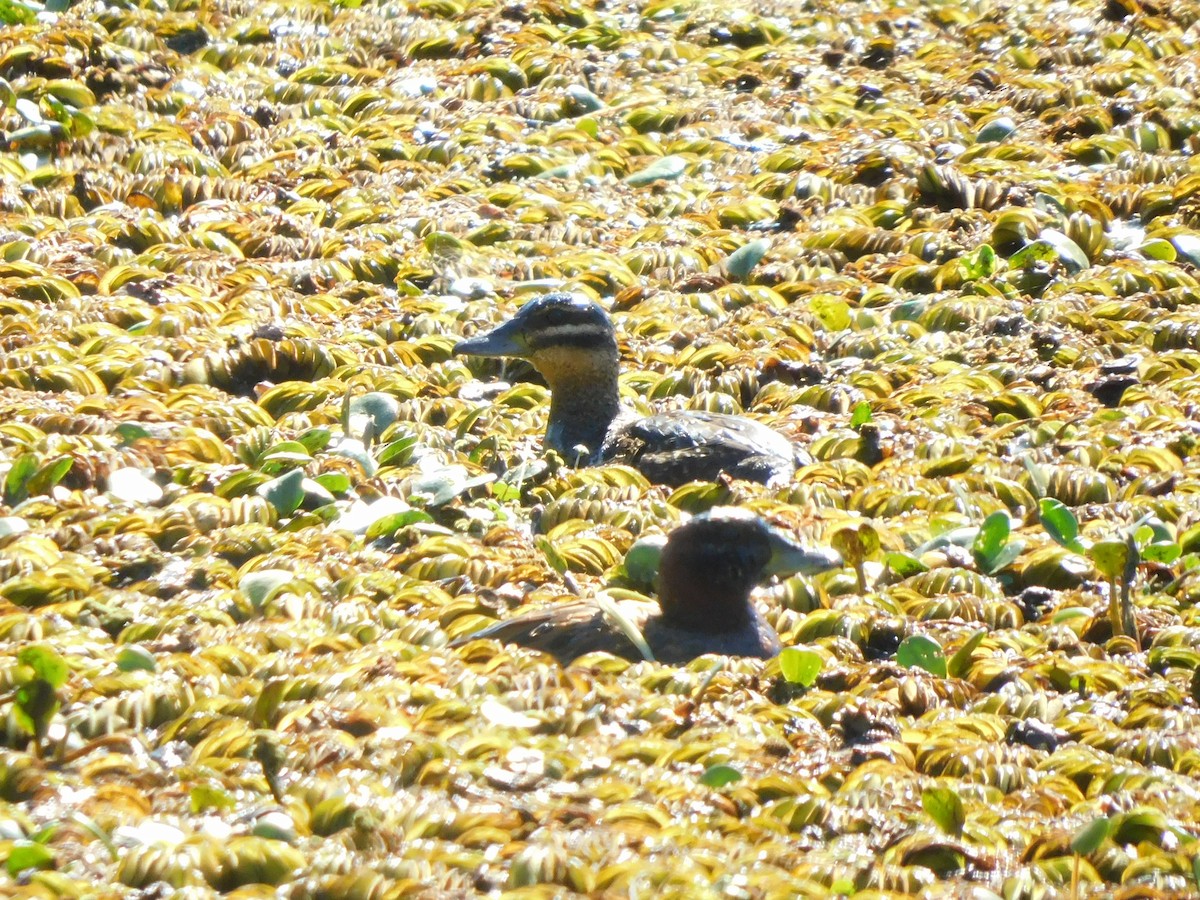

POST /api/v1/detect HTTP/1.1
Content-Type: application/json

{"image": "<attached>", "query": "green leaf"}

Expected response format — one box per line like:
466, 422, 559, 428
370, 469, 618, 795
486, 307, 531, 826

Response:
725, 238, 769, 281
375, 435, 418, 468
959, 244, 997, 280
14, 680, 59, 740
698, 763, 743, 788
1090, 539, 1131, 580
4, 453, 38, 503
295, 428, 332, 454
623, 534, 666, 587
215, 469, 270, 499
624, 154, 687, 186
536, 535, 569, 576
809, 295, 851, 331
884, 552, 928, 578
491, 480, 521, 502
26, 456, 73, 496
364, 509, 434, 540
1008, 239, 1058, 269
896, 635, 947, 677
259, 441, 313, 466
5, 840, 53, 876
778, 647, 823, 687
18, 646, 68, 688
0, 517, 28, 539
972, 511, 1010, 562
849, 402, 872, 428
190, 784, 236, 813
947, 628, 987, 679
0, 0, 36, 26
239, 570, 294, 609
116, 645, 156, 672
409, 465, 494, 506
116, 423, 152, 445
1039, 228, 1090, 273
258, 468, 305, 516
1071, 816, 1110, 855
1038, 498, 1085, 553
348, 391, 400, 439
313, 472, 351, 495
921, 786, 965, 836
1141, 541, 1180, 564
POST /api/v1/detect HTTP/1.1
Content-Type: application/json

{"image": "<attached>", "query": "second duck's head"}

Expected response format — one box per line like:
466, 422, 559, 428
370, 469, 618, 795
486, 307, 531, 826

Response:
454, 293, 619, 387
656, 508, 842, 633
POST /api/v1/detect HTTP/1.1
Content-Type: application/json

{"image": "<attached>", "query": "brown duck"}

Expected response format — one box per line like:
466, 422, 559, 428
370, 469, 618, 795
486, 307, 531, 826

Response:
454, 292, 800, 486
452, 509, 840, 665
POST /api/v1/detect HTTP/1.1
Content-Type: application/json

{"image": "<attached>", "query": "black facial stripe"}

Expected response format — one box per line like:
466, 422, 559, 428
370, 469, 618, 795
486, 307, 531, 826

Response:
527, 324, 613, 350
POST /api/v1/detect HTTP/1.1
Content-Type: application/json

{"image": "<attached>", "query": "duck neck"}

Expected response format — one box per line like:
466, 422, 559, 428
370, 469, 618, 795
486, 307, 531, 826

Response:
657, 558, 755, 633
535, 346, 622, 461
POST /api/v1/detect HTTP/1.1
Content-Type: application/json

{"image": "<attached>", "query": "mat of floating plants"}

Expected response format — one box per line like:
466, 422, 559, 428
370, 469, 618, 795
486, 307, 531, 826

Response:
2, 0, 1200, 896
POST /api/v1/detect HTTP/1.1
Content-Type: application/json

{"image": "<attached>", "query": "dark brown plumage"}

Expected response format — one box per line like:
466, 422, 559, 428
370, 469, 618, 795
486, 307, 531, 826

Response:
454, 293, 798, 486
452, 510, 840, 665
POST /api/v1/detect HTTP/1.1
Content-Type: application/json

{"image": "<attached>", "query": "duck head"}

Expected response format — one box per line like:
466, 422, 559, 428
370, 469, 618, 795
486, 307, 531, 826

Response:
454, 292, 617, 362
655, 508, 841, 633
455, 293, 622, 456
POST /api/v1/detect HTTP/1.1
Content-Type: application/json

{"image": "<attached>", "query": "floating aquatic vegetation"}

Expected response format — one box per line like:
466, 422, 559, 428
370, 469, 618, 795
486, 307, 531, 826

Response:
1, 0, 1200, 894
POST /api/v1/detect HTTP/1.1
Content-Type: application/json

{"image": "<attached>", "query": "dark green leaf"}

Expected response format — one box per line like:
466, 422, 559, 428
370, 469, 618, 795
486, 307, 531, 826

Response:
26, 456, 73, 496
778, 647, 823, 687
115, 423, 152, 445
922, 786, 965, 836
18, 646, 68, 688
258, 468, 305, 516
5, 453, 39, 503
1038, 499, 1085, 553
14, 680, 59, 740
884, 552, 928, 578
972, 511, 1010, 562
896, 635, 947, 677
375, 435, 418, 468
698, 764, 743, 788
1071, 816, 1110, 855
295, 428, 332, 454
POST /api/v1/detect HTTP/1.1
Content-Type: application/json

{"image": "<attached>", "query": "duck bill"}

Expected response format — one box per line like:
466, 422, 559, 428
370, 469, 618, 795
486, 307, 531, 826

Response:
454, 320, 526, 358
764, 528, 842, 577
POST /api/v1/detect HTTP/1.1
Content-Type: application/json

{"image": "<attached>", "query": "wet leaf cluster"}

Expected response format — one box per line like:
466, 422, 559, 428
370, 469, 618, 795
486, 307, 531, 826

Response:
1, 0, 1200, 896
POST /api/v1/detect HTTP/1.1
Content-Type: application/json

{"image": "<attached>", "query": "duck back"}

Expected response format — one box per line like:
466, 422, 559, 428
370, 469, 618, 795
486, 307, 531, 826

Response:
601, 410, 796, 486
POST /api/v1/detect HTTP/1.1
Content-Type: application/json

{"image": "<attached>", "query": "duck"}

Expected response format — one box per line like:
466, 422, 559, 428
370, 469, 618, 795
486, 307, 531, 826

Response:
454, 292, 800, 486
451, 509, 841, 665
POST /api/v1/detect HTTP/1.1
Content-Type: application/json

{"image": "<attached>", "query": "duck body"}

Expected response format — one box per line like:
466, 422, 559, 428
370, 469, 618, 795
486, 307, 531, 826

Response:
454, 293, 798, 486
452, 510, 841, 665
459, 597, 782, 666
